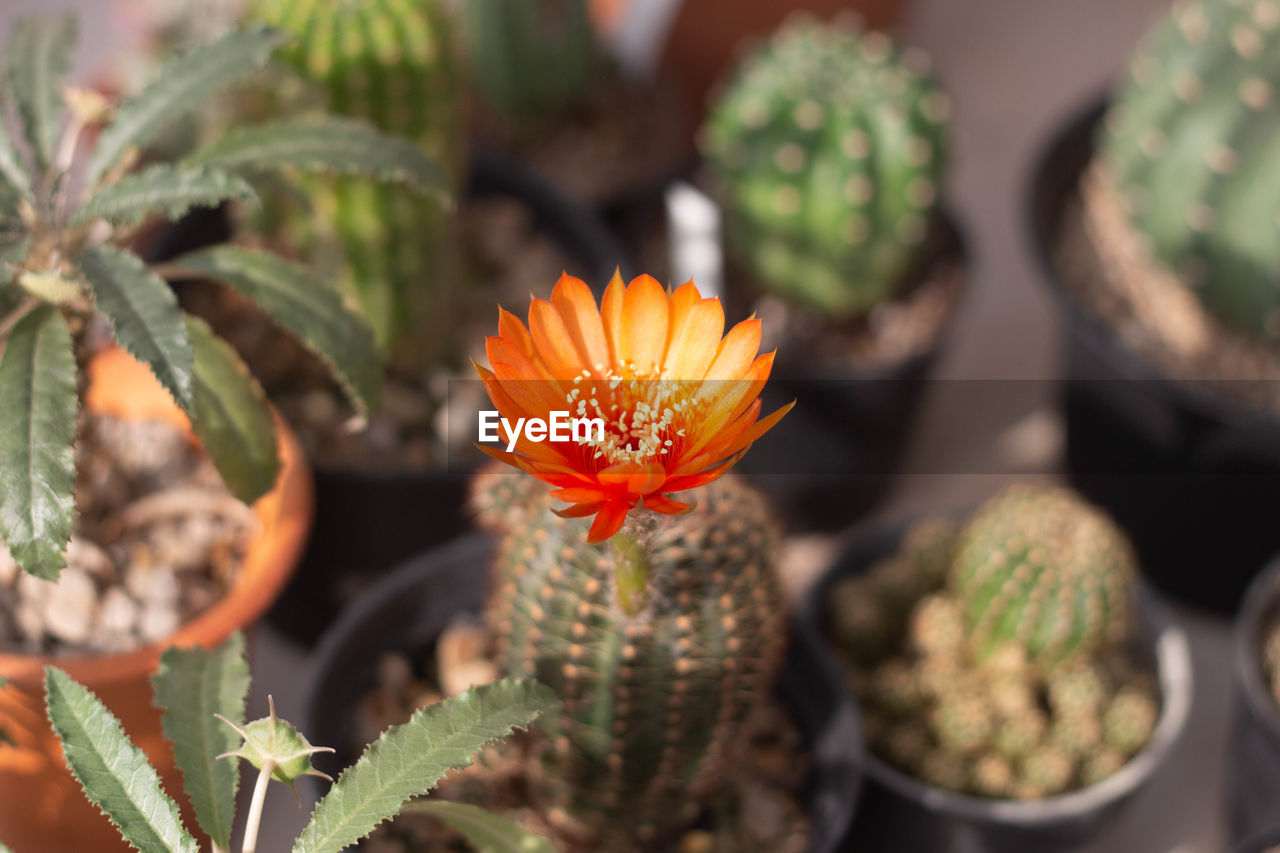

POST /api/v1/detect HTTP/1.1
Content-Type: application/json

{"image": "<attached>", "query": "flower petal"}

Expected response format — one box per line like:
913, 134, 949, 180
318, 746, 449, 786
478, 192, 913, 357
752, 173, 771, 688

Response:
705, 317, 762, 380
643, 494, 693, 515
587, 500, 632, 542
600, 269, 626, 368
551, 273, 610, 372
619, 275, 669, 375
554, 501, 605, 519
529, 297, 586, 378
663, 297, 725, 380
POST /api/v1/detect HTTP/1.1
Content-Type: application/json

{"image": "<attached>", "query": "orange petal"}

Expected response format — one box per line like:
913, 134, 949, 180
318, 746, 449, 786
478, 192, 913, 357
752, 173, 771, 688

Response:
529, 298, 586, 379
619, 275, 669, 375
598, 461, 667, 497
705, 317, 762, 381
643, 494, 693, 515
666, 281, 701, 340
587, 501, 632, 542
663, 297, 725, 380
549, 486, 611, 504
600, 269, 626, 368
551, 273, 610, 372
498, 308, 537, 360
554, 501, 605, 519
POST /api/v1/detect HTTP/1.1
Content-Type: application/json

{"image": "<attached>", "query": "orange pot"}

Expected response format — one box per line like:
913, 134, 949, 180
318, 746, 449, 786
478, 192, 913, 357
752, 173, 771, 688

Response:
592, 0, 911, 117
0, 348, 314, 852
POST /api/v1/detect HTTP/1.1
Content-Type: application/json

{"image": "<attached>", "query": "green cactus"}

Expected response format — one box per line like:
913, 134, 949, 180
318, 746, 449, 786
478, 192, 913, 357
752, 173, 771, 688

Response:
1102, 686, 1160, 754
460, 0, 598, 118
1047, 662, 1109, 716
971, 754, 1016, 798
1017, 745, 1075, 799
245, 0, 462, 360
929, 692, 994, 755
908, 594, 966, 659
473, 469, 786, 846
1100, 0, 1280, 342
992, 707, 1048, 761
949, 486, 1138, 670
700, 16, 950, 317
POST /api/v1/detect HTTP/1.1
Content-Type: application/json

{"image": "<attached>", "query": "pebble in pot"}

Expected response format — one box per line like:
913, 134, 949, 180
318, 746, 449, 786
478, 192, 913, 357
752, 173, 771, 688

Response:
817, 485, 1193, 853
699, 16, 965, 532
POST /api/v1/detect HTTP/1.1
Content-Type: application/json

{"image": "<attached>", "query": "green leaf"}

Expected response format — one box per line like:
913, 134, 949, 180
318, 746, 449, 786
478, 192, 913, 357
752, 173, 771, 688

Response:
44, 667, 200, 853
292, 680, 556, 853
75, 164, 257, 227
169, 246, 382, 415
152, 633, 250, 852
184, 117, 449, 203
0, 306, 76, 580
83, 26, 286, 189
0, 116, 32, 202
409, 801, 556, 853
78, 245, 194, 415
184, 314, 279, 503
5, 14, 77, 170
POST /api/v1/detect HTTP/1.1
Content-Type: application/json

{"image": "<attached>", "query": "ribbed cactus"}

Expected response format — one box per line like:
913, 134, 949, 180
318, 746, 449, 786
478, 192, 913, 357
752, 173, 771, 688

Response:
830, 503, 1160, 800
1100, 0, 1280, 342
949, 486, 1137, 670
700, 16, 949, 317
473, 469, 786, 846
460, 0, 598, 118
245, 0, 462, 358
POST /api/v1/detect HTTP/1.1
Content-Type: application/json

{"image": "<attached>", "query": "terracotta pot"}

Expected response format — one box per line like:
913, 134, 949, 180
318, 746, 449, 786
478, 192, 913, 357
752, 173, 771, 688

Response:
591, 0, 911, 114
0, 348, 313, 852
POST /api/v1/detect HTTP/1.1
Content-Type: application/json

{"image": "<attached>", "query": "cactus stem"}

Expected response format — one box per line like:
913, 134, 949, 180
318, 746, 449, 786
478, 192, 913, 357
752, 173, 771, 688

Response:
611, 531, 651, 616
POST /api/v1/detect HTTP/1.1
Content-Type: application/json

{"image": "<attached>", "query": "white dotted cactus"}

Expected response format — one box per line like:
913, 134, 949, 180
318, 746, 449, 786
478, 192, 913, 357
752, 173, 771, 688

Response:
701, 16, 950, 318
1101, 0, 1280, 342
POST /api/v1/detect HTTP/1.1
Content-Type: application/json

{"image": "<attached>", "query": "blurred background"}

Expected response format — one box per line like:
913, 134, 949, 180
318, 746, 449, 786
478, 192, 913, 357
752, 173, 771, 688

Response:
0, 1, 1231, 850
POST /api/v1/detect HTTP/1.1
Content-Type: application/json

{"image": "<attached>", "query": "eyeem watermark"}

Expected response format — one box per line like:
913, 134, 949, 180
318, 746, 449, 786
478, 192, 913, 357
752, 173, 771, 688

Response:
479, 410, 605, 452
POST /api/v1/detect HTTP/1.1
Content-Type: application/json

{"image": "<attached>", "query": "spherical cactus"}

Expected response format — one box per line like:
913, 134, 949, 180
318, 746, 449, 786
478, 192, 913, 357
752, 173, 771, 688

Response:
993, 706, 1048, 761
700, 15, 950, 317
1017, 745, 1076, 798
1046, 662, 1110, 716
245, 0, 463, 357
908, 594, 966, 660
972, 754, 1016, 798
929, 692, 994, 755
474, 472, 786, 847
1102, 685, 1160, 755
949, 486, 1138, 670
1099, 0, 1280, 342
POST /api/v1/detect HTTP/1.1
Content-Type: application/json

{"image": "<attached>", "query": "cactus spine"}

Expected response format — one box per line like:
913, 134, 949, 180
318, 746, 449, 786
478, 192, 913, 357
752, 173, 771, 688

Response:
473, 469, 786, 846
460, 0, 598, 118
245, 0, 462, 359
700, 16, 949, 317
827, 488, 1161, 800
1100, 0, 1280, 342
950, 486, 1137, 670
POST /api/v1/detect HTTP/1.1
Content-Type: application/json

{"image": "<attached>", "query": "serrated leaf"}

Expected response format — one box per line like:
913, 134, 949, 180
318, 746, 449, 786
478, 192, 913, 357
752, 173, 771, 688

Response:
184, 117, 449, 203
0, 306, 76, 580
409, 801, 556, 853
84, 26, 286, 189
44, 667, 200, 853
292, 680, 556, 853
5, 14, 76, 169
0, 116, 32, 202
152, 633, 249, 852
169, 246, 381, 415
75, 164, 257, 227
78, 245, 194, 414
183, 314, 279, 503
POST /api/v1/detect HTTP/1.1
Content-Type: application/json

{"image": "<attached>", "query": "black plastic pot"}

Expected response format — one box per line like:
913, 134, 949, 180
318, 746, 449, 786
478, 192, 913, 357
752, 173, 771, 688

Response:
266, 148, 630, 645
805, 516, 1193, 853
301, 533, 863, 852
1026, 98, 1280, 614
1229, 555, 1280, 842
736, 213, 968, 533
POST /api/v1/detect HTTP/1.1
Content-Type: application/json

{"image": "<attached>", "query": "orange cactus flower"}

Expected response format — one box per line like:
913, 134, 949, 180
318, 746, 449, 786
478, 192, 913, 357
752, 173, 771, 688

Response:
476, 271, 792, 542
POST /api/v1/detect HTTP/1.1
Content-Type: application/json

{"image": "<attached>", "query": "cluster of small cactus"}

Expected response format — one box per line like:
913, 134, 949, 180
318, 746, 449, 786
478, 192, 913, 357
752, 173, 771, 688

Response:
829, 486, 1160, 799
244, 0, 463, 358
1099, 0, 1280, 343
701, 15, 950, 318
460, 0, 599, 119
473, 467, 787, 847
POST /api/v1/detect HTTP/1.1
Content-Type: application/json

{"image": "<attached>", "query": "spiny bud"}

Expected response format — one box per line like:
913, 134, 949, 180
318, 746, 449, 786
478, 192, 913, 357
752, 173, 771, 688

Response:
215, 696, 334, 792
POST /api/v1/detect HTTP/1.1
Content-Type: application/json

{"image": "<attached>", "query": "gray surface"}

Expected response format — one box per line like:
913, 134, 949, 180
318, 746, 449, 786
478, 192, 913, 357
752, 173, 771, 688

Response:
0, 0, 1239, 851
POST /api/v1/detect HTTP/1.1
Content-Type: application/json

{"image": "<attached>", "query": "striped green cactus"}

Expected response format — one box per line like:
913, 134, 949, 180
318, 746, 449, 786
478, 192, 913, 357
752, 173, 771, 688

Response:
459, 0, 598, 118
949, 486, 1137, 671
1100, 0, 1280, 342
245, 0, 462, 359
472, 468, 786, 846
700, 15, 950, 317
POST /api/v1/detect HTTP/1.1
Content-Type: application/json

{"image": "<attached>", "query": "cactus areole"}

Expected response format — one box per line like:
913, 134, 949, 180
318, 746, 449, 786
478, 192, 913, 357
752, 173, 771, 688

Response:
473, 273, 793, 844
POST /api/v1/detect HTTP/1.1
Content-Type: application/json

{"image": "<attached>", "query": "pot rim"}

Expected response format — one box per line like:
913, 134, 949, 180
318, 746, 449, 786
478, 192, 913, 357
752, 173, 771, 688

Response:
1023, 93, 1280, 439
1234, 553, 1280, 745
807, 513, 1194, 826
0, 347, 313, 688
301, 531, 862, 853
